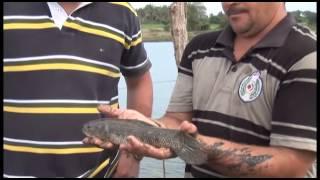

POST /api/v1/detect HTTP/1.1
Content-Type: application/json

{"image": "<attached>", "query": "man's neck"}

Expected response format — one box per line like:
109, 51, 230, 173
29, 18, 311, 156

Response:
58, 2, 81, 15
233, 9, 287, 61
239, 10, 287, 43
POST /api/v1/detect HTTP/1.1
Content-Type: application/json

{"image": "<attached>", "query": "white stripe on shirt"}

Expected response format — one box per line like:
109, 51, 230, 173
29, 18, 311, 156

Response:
194, 118, 270, 140
4, 55, 119, 71
3, 98, 118, 104
4, 137, 84, 145
120, 57, 149, 70
4, 15, 53, 20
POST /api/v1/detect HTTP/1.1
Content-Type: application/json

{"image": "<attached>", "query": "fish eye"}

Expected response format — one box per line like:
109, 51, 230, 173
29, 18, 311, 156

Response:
85, 125, 91, 130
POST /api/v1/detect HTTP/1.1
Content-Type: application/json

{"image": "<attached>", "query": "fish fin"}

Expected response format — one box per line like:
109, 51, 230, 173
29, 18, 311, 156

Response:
175, 134, 208, 165
128, 119, 156, 127
100, 118, 156, 127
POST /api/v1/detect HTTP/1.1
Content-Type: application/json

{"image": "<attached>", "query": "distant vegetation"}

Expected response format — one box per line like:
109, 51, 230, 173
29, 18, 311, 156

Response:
136, 3, 317, 42
291, 10, 317, 31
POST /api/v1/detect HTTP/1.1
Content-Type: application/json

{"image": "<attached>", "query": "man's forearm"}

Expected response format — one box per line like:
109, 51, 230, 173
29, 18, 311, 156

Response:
127, 88, 152, 117
134, 113, 314, 177
197, 135, 315, 177
126, 71, 153, 117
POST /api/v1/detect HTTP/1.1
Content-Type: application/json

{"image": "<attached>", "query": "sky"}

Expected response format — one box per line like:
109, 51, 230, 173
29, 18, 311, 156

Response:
131, 2, 317, 15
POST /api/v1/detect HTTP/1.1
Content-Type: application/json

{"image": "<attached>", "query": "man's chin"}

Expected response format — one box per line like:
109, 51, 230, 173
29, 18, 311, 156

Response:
230, 24, 253, 37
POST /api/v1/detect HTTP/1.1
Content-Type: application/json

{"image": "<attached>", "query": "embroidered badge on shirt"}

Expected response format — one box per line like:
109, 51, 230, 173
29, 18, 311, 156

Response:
239, 71, 262, 102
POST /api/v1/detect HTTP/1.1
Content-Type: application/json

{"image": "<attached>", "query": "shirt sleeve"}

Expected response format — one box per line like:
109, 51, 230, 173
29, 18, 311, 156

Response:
167, 40, 194, 112
270, 51, 317, 152
120, 4, 151, 77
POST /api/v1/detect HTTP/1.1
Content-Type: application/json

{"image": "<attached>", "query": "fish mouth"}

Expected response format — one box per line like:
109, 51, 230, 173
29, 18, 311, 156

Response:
83, 131, 102, 142
83, 131, 92, 137
82, 126, 95, 138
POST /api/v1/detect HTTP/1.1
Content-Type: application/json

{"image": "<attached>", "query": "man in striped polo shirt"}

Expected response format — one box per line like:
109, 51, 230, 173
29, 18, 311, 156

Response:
88, 2, 317, 178
4, 2, 153, 178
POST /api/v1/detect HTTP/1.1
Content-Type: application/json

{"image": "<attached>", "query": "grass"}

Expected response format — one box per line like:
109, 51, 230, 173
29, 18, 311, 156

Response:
141, 23, 223, 42
141, 23, 171, 42
142, 23, 166, 30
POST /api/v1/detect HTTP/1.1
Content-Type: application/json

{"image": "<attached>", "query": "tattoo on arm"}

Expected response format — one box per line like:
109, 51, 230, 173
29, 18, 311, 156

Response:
207, 142, 272, 176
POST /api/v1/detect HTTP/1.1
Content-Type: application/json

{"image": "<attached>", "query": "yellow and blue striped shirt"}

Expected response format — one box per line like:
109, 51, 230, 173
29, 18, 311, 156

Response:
4, 2, 151, 178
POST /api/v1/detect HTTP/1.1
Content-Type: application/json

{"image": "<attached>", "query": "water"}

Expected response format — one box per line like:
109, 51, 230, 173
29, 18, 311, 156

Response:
118, 42, 186, 178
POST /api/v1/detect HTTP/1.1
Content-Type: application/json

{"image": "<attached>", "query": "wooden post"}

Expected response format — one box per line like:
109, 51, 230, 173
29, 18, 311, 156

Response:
170, 2, 188, 67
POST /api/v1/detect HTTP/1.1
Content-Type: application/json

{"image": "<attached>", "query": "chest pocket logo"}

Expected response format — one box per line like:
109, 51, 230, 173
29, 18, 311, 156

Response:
239, 71, 262, 102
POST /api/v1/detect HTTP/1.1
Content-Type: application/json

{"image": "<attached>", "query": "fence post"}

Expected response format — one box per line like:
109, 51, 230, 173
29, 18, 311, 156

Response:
170, 2, 188, 67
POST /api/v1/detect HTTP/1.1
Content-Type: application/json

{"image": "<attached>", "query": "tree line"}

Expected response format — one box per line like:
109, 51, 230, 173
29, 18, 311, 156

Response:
136, 3, 317, 32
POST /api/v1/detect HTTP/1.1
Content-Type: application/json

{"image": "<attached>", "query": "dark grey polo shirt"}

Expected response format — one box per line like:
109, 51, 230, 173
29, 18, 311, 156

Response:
167, 13, 317, 178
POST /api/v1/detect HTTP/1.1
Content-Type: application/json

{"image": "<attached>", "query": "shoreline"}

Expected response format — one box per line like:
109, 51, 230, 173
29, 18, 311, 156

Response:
140, 23, 222, 42
142, 30, 214, 43
142, 39, 173, 43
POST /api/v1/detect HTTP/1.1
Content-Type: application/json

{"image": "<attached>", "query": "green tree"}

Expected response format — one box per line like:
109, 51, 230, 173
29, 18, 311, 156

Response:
291, 10, 317, 32
291, 10, 304, 24
137, 5, 170, 25
186, 2, 210, 31
209, 13, 220, 24
302, 11, 317, 31
216, 11, 228, 29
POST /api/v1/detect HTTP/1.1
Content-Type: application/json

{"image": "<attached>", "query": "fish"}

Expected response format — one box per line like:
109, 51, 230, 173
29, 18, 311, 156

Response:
82, 118, 209, 165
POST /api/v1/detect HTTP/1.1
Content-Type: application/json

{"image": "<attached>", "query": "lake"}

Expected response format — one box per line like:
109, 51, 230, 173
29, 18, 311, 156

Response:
118, 42, 186, 178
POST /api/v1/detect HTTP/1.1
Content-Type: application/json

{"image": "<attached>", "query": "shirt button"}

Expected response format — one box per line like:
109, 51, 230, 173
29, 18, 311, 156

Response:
231, 65, 237, 72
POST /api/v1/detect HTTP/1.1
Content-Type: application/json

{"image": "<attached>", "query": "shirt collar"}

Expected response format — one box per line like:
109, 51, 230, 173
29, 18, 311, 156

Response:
47, 2, 92, 29
47, 2, 92, 14
216, 13, 296, 49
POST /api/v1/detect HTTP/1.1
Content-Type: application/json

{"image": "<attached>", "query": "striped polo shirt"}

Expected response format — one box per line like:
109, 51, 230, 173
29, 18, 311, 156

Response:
167, 13, 316, 178
4, 2, 151, 178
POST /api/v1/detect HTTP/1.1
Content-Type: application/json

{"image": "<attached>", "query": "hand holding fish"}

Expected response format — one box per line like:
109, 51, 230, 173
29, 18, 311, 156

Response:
83, 104, 165, 149
83, 104, 176, 159
82, 105, 208, 165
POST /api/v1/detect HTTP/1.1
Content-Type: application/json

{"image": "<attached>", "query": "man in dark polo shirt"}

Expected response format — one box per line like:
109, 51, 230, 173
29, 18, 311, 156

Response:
86, 2, 316, 177
4, 2, 152, 178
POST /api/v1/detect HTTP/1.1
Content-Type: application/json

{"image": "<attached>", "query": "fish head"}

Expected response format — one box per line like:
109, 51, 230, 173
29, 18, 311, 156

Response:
82, 120, 110, 140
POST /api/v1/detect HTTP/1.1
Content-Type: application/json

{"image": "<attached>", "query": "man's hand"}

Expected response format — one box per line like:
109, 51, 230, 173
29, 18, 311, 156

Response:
179, 120, 199, 136
119, 135, 174, 160
98, 104, 151, 124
